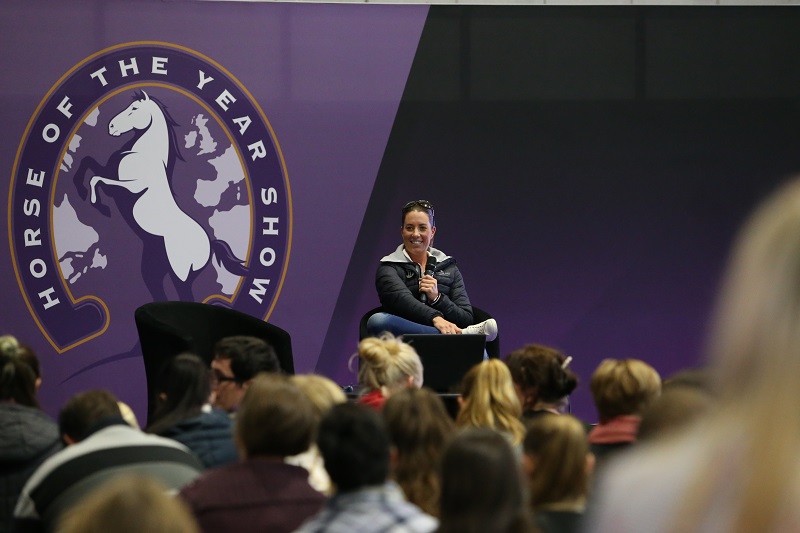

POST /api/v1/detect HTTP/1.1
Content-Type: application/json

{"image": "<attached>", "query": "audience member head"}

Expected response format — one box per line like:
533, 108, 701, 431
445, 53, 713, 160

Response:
317, 402, 390, 493
0, 354, 39, 408
58, 475, 199, 533
212, 336, 280, 412
456, 359, 525, 445
635, 366, 713, 442
654, 178, 800, 532
235, 373, 315, 459
383, 387, 455, 516
662, 367, 711, 393
438, 428, 533, 533
59, 389, 122, 444
523, 414, 593, 510
147, 353, 211, 435
637, 385, 713, 442
356, 333, 423, 397
0, 335, 41, 389
590, 358, 661, 423
504, 343, 578, 414
708, 179, 800, 408
287, 374, 347, 494
290, 374, 347, 422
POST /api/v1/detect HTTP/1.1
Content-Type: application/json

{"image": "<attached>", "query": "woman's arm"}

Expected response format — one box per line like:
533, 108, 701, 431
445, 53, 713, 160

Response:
432, 266, 474, 328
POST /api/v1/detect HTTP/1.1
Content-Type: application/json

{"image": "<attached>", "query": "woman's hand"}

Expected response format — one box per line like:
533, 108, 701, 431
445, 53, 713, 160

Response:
419, 274, 439, 303
432, 316, 460, 334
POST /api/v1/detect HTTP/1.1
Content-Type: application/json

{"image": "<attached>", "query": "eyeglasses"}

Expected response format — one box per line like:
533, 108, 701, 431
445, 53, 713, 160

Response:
211, 370, 238, 385
403, 200, 434, 214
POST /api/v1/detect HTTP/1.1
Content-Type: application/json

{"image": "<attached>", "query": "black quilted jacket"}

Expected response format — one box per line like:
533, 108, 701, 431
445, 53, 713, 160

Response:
0, 404, 62, 533
375, 245, 474, 328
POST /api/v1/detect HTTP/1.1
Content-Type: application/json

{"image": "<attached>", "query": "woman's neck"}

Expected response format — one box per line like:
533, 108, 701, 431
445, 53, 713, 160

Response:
536, 497, 587, 513
406, 248, 428, 267
532, 401, 561, 415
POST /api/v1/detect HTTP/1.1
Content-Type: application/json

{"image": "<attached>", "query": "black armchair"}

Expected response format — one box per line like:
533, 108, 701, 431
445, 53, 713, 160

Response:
134, 301, 293, 422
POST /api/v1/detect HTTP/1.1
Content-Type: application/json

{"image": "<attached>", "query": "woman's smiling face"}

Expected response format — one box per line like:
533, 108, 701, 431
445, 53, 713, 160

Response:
402, 209, 436, 256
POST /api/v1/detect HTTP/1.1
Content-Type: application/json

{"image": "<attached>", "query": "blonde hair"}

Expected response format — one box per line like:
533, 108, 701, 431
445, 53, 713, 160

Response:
0, 335, 22, 357
672, 178, 800, 533
0, 335, 40, 380
58, 475, 199, 533
523, 414, 590, 508
356, 333, 423, 395
290, 374, 347, 420
590, 358, 661, 422
456, 359, 525, 445
287, 374, 346, 495
117, 401, 141, 429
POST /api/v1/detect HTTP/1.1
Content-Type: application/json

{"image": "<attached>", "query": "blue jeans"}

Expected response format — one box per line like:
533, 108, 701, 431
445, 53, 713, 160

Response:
366, 313, 488, 360
366, 313, 439, 336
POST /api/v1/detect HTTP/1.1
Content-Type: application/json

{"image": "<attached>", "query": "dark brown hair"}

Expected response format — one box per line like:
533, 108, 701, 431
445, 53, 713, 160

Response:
0, 354, 39, 407
437, 428, 533, 533
504, 344, 578, 410
214, 336, 280, 382
59, 390, 122, 442
383, 387, 455, 516
402, 200, 435, 227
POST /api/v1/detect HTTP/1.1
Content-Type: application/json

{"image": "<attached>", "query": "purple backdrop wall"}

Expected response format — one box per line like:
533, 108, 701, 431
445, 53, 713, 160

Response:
1, 0, 427, 420
4, 3, 800, 423
320, 6, 800, 420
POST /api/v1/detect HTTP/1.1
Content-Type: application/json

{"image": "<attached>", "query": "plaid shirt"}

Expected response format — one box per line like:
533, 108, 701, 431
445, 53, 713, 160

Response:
293, 481, 437, 533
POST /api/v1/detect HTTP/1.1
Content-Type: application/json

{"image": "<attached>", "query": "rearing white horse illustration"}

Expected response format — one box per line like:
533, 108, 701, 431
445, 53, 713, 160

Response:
74, 90, 247, 301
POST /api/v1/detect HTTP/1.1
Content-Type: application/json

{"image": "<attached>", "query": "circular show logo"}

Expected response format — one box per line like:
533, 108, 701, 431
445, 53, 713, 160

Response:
9, 42, 291, 352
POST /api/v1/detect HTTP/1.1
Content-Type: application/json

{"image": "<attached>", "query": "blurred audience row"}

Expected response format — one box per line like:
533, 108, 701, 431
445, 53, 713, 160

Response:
7, 176, 800, 533
1, 327, 708, 533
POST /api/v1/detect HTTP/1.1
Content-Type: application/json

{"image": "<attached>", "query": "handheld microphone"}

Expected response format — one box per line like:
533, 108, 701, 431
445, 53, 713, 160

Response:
420, 257, 438, 304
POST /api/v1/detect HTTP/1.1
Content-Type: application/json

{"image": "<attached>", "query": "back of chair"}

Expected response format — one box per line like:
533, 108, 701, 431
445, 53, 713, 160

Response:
135, 301, 294, 422
359, 306, 384, 341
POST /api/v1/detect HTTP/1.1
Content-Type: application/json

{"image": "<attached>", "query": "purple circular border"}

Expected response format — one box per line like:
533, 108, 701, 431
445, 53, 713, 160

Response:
10, 42, 291, 351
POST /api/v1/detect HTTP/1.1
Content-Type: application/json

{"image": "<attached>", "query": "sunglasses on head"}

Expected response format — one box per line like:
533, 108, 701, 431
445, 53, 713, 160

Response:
403, 200, 434, 213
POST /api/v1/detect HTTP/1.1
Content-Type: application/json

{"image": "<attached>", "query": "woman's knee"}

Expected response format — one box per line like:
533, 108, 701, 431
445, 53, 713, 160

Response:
367, 313, 393, 335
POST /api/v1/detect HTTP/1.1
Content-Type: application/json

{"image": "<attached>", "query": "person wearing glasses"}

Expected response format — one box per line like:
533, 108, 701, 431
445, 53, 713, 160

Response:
210, 336, 281, 414
367, 200, 497, 340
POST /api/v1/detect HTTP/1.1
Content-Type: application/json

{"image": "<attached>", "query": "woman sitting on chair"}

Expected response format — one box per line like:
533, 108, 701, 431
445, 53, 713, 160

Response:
367, 199, 497, 340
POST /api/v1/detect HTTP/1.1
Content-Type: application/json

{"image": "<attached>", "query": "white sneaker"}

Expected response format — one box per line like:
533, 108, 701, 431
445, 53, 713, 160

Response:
461, 318, 498, 342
